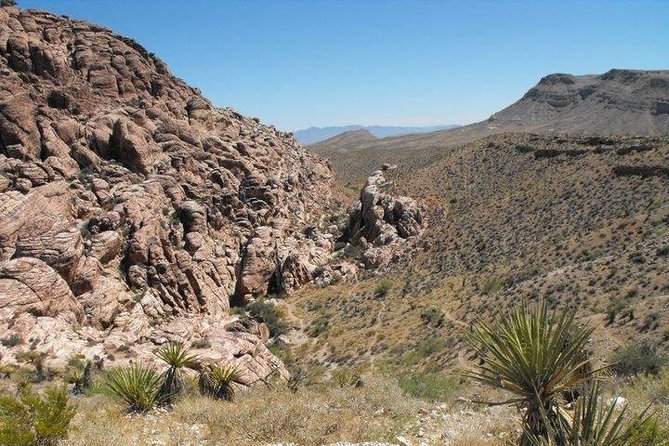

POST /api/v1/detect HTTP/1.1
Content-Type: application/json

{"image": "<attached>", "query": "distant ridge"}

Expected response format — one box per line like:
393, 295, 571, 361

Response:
294, 124, 459, 145
309, 69, 669, 185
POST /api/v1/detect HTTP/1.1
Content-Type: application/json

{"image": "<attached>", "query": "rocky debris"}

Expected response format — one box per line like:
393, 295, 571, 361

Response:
343, 169, 425, 268
0, 6, 333, 376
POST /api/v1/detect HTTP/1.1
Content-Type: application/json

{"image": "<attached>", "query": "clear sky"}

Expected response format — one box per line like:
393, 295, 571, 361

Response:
19, 0, 669, 131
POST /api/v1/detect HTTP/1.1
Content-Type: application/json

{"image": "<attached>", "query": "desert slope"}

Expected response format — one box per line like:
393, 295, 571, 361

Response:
310, 69, 669, 186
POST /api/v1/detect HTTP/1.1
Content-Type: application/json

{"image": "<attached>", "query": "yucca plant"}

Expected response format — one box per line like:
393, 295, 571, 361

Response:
66, 361, 93, 395
465, 301, 602, 445
154, 342, 199, 405
528, 382, 661, 446
104, 365, 162, 413
198, 364, 243, 401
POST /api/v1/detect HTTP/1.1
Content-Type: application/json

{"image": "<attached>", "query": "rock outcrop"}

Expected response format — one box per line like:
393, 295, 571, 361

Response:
344, 167, 425, 268
0, 6, 333, 377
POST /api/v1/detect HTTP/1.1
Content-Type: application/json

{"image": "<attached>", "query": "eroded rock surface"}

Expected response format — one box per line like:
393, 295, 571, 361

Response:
0, 6, 334, 377
344, 167, 425, 268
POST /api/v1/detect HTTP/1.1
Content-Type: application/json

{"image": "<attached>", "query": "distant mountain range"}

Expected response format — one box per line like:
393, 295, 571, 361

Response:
309, 69, 669, 186
293, 124, 460, 145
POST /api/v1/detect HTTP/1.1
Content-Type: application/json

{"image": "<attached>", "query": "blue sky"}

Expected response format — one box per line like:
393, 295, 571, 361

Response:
20, 0, 669, 131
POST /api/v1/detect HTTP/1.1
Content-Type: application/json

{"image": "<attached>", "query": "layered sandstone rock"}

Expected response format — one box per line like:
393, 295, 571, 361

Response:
344, 167, 425, 268
0, 6, 333, 377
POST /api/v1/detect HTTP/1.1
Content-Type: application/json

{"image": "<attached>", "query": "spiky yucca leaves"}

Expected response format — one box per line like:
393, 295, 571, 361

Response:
529, 382, 662, 446
198, 364, 243, 401
466, 301, 600, 445
155, 342, 199, 405
104, 365, 162, 413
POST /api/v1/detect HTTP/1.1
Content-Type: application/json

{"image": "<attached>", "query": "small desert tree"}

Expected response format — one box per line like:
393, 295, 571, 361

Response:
0, 0, 17, 8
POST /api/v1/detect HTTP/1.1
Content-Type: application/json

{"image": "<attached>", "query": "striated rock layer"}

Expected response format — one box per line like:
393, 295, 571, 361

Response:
0, 6, 334, 379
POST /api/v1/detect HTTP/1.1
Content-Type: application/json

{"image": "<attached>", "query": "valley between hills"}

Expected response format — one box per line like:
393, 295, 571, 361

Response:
0, 2, 669, 446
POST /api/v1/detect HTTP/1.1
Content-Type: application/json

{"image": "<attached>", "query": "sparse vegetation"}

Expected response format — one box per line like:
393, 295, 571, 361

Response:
611, 342, 667, 377
398, 371, 460, 402
246, 299, 289, 337
0, 386, 76, 446
374, 279, 392, 297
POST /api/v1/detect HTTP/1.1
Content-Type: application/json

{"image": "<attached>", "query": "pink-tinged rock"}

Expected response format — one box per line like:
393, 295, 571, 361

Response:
0, 257, 84, 323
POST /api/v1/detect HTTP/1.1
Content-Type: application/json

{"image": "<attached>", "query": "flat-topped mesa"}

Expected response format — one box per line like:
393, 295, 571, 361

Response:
344, 167, 425, 268
0, 6, 334, 376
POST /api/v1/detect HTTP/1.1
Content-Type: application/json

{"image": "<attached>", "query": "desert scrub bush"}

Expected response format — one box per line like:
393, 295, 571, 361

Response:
246, 299, 289, 337
190, 337, 211, 349
0, 333, 22, 348
198, 364, 243, 401
104, 365, 162, 413
374, 279, 392, 297
611, 342, 666, 377
155, 342, 199, 405
398, 371, 461, 402
466, 301, 599, 445
332, 368, 363, 388
308, 314, 330, 337
481, 275, 504, 295
420, 307, 445, 327
0, 386, 76, 446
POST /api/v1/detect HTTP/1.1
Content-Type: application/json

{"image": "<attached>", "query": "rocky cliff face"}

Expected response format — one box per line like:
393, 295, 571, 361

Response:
0, 6, 333, 380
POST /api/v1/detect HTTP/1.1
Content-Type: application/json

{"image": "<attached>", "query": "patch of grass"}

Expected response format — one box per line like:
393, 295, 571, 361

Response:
481, 276, 504, 295
398, 371, 461, 402
420, 307, 445, 327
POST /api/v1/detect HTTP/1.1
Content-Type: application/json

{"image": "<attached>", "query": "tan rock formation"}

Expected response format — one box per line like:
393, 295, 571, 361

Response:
0, 6, 333, 377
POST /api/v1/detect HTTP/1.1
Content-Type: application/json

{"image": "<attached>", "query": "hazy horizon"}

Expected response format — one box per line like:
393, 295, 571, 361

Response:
20, 0, 669, 130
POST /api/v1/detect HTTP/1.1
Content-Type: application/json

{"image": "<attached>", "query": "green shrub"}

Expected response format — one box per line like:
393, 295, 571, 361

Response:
420, 307, 445, 327
611, 342, 667, 377
481, 275, 504, 295
398, 372, 460, 402
104, 365, 162, 413
374, 279, 392, 297
0, 386, 76, 446
198, 364, 243, 401
246, 299, 289, 337
308, 315, 330, 338
332, 368, 362, 388
0, 334, 22, 348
